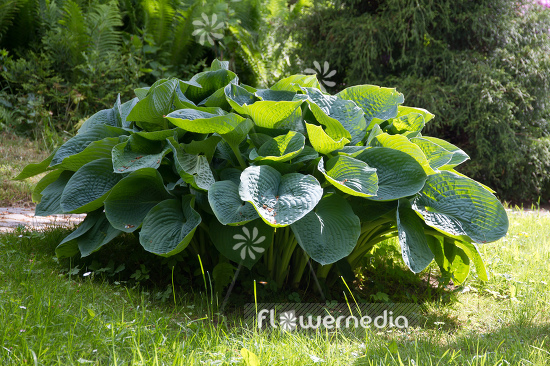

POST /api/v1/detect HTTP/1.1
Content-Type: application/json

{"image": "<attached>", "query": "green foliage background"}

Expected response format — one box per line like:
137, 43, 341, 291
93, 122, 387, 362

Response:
1, 0, 550, 201
0, 0, 290, 145
290, 0, 550, 201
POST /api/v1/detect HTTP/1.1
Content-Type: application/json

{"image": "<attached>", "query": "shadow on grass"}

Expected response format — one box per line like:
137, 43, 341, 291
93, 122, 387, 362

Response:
351, 321, 550, 365
3, 226, 465, 330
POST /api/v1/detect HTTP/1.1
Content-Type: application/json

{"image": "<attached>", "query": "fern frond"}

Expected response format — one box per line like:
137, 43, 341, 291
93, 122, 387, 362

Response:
231, 0, 262, 35
36, 0, 62, 36
0, 0, 21, 44
59, 0, 88, 66
142, 0, 175, 46
86, 1, 123, 60
0, 0, 41, 50
170, 0, 201, 65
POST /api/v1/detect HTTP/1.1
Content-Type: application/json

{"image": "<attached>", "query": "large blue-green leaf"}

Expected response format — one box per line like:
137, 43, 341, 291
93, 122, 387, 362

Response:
249, 131, 305, 162
117, 96, 139, 128
55, 210, 121, 258
224, 83, 259, 115
370, 133, 435, 174
78, 108, 119, 134
49, 125, 127, 168
53, 136, 127, 172
139, 196, 201, 257
209, 219, 274, 269
166, 109, 245, 134
426, 236, 470, 284
397, 106, 434, 123
348, 197, 397, 222
112, 134, 172, 174
386, 113, 425, 135
200, 87, 231, 110
291, 145, 319, 164
167, 138, 215, 191
208, 180, 259, 225
354, 147, 427, 201
35, 171, 73, 216
32, 170, 63, 203
305, 122, 350, 154
60, 158, 123, 213
77, 215, 121, 257
133, 128, 185, 141
255, 89, 296, 102
237, 100, 305, 132
55, 210, 101, 258
185, 69, 238, 104
396, 199, 434, 273
298, 94, 351, 142
411, 172, 509, 243
445, 169, 496, 193
104, 168, 173, 232
270, 75, 322, 92
184, 135, 222, 162
317, 156, 378, 197
210, 59, 229, 70
411, 137, 453, 170
337, 85, 404, 125
291, 194, 361, 265
14, 148, 58, 180
239, 165, 323, 227
219, 118, 254, 150
126, 79, 179, 125
454, 240, 488, 281
299, 87, 367, 145
419, 136, 469, 169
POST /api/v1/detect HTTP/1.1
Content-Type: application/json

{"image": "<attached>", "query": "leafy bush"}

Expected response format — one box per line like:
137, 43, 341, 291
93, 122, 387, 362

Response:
0, 0, 302, 141
290, 0, 550, 201
0, 46, 142, 146
17, 60, 509, 289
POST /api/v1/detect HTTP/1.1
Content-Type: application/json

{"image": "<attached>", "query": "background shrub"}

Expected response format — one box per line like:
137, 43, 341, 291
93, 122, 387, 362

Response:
290, 0, 550, 201
0, 0, 293, 144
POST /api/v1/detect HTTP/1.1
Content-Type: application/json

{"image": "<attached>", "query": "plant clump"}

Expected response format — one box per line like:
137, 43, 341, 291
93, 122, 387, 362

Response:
17, 60, 509, 289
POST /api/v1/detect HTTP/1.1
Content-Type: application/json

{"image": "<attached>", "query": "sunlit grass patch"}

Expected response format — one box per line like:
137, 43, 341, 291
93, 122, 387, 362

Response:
0, 133, 49, 206
0, 212, 548, 364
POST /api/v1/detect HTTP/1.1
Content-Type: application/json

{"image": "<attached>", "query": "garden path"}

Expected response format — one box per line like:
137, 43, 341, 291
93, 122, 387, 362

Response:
0, 207, 548, 233
0, 207, 84, 233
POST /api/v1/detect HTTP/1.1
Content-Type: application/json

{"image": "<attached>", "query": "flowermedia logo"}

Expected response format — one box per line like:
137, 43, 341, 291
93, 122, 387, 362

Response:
232, 226, 266, 260
192, 13, 224, 46
248, 303, 420, 332
257, 309, 408, 331
278, 311, 297, 331
304, 61, 337, 90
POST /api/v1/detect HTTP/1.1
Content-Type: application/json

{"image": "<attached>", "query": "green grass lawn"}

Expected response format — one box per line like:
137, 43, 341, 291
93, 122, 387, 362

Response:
0, 210, 549, 365
0, 133, 49, 207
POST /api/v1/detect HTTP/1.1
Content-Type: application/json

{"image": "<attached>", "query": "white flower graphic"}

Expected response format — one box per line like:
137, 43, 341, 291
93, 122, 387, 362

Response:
192, 13, 225, 46
279, 311, 297, 331
304, 61, 337, 90
232, 226, 266, 260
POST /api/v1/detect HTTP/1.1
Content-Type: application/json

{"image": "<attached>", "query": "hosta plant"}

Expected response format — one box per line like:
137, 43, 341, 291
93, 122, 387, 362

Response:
17, 60, 509, 289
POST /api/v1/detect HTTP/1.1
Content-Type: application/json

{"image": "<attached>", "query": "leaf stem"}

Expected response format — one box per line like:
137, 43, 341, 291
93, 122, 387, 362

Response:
275, 230, 298, 288
292, 251, 309, 288
316, 263, 333, 279
230, 144, 247, 170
